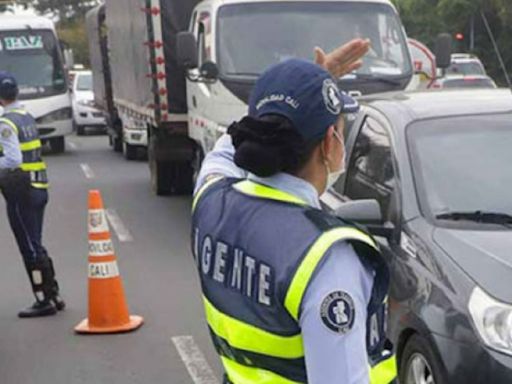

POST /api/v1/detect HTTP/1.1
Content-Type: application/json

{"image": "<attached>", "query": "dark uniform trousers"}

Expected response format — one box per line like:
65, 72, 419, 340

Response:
3, 186, 49, 262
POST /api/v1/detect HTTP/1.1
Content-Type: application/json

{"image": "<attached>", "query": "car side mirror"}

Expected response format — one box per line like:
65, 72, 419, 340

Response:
435, 33, 452, 70
335, 199, 396, 240
177, 32, 198, 69
199, 61, 219, 82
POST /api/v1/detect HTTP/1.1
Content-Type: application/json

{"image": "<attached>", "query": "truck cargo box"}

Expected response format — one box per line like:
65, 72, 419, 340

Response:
105, 0, 199, 120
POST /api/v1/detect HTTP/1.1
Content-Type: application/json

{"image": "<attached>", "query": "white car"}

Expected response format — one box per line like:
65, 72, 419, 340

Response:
431, 74, 497, 89
447, 53, 487, 76
72, 70, 106, 135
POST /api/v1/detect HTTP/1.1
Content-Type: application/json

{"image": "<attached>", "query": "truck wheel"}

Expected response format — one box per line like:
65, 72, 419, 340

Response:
124, 143, 138, 160
112, 136, 123, 153
50, 137, 65, 153
192, 147, 204, 187
174, 162, 194, 195
150, 158, 172, 196
399, 334, 446, 384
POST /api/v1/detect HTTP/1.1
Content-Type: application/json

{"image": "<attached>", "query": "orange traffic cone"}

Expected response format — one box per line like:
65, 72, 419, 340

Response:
75, 190, 143, 334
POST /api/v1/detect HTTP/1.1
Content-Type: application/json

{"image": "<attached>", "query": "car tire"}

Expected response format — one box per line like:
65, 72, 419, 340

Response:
50, 137, 65, 154
76, 125, 85, 136
399, 334, 446, 384
124, 143, 137, 160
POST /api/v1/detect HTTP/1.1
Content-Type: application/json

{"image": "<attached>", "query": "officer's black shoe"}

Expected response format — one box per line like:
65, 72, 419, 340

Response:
18, 301, 57, 318
51, 295, 66, 311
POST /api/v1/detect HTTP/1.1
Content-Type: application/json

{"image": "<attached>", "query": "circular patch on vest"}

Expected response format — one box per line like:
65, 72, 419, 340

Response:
320, 291, 355, 334
1, 128, 12, 138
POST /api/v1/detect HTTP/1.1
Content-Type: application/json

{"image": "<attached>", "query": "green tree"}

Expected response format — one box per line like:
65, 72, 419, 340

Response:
27, 0, 98, 21
393, 0, 512, 85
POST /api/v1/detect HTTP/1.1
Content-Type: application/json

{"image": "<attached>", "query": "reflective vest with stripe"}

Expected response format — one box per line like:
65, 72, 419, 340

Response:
0, 109, 49, 189
192, 178, 397, 384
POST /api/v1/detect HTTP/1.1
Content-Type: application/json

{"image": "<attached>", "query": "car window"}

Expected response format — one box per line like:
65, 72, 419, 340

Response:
344, 116, 396, 217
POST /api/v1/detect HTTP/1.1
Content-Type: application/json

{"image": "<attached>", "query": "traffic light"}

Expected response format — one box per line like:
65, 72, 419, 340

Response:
455, 33, 464, 41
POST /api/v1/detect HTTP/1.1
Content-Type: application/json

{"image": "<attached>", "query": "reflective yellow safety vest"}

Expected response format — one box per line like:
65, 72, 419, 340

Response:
0, 109, 49, 189
192, 178, 397, 384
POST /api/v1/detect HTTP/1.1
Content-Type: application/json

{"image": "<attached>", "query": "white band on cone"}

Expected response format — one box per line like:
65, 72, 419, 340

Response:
89, 239, 115, 257
88, 261, 120, 279
88, 209, 109, 233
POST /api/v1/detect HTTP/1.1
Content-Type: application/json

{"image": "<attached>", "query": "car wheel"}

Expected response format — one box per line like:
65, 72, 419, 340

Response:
76, 125, 85, 136
400, 334, 446, 384
50, 137, 65, 154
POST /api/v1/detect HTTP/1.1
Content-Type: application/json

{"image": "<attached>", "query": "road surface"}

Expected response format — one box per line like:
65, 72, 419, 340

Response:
0, 135, 222, 384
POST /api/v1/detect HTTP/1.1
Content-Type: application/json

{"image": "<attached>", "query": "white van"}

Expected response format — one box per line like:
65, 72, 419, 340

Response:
0, 15, 73, 152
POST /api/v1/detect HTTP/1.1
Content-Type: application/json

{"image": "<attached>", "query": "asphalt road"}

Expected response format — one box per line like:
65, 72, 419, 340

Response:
0, 134, 222, 384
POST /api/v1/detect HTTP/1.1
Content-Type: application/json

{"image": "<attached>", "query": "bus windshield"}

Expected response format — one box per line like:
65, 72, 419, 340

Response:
0, 29, 67, 100
217, 2, 412, 80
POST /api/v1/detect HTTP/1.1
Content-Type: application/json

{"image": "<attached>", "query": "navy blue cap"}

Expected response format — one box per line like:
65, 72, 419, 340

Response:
0, 71, 18, 96
248, 59, 358, 141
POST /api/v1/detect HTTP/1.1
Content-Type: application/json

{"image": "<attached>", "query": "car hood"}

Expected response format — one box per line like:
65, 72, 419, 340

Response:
433, 228, 512, 302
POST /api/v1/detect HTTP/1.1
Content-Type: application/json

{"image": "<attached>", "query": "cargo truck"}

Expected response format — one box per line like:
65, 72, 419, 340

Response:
92, 0, 417, 195
85, 4, 122, 151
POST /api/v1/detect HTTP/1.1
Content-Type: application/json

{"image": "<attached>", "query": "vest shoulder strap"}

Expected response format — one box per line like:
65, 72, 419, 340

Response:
284, 211, 379, 321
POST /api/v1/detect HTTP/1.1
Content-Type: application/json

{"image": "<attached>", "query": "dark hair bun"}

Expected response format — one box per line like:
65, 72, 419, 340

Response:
228, 116, 305, 177
234, 141, 284, 177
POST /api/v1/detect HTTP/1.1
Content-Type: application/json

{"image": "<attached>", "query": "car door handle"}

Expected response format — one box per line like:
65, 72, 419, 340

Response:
192, 96, 197, 108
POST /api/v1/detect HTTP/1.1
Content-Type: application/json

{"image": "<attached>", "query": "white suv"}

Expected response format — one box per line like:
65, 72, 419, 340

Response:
447, 53, 487, 76
72, 71, 106, 135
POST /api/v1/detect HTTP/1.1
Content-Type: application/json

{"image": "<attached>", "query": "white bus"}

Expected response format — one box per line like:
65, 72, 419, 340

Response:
0, 15, 72, 153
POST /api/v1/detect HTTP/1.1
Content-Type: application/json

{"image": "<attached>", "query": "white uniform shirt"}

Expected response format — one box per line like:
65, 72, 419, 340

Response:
0, 102, 22, 169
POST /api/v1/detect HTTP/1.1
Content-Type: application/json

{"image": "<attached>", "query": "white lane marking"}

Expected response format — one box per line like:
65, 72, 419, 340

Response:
105, 208, 133, 242
68, 141, 77, 150
80, 163, 95, 179
172, 336, 219, 384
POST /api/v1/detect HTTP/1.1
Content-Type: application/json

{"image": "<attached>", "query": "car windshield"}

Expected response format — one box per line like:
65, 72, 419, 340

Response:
446, 61, 485, 76
76, 73, 92, 91
443, 77, 495, 89
217, 2, 411, 79
408, 114, 512, 220
0, 29, 67, 100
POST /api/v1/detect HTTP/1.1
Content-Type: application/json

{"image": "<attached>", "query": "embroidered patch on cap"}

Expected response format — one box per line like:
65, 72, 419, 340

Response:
322, 79, 342, 115
320, 291, 355, 334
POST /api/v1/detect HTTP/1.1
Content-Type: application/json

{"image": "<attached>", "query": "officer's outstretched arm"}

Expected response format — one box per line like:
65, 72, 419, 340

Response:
300, 242, 374, 384
194, 134, 247, 195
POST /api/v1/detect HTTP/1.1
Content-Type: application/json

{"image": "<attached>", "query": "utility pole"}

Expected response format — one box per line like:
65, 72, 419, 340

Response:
470, 14, 475, 51
481, 11, 511, 88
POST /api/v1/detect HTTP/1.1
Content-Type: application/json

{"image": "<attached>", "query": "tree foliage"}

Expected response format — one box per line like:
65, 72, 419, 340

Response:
392, 0, 512, 85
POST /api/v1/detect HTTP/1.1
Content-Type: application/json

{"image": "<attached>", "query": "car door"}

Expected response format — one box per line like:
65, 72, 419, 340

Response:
334, 111, 420, 340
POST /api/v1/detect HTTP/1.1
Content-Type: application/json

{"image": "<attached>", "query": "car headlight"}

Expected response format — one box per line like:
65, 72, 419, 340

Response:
77, 99, 95, 107
469, 286, 512, 355
36, 107, 73, 124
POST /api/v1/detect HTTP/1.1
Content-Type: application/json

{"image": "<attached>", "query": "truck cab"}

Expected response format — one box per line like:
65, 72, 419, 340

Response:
183, 0, 413, 157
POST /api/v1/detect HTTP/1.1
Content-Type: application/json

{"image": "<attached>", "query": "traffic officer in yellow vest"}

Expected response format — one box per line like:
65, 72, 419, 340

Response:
191, 40, 396, 384
0, 71, 65, 318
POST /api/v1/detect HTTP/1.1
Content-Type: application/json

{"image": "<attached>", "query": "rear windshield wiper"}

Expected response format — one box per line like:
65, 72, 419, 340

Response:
436, 211, 512, 226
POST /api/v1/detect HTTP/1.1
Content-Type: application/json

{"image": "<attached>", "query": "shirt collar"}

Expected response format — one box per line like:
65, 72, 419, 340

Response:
4, 101, 22, 113
248, 172, 321, 209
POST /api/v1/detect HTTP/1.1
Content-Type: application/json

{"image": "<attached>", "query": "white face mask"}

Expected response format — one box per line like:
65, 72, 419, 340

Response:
324, 129, 346, 192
